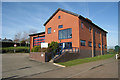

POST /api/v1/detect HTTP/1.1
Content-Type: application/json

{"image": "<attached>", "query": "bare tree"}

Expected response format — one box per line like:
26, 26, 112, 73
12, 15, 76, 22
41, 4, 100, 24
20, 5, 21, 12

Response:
21, 31, 29, 41
14, 29, 38, 47
14, 32, 22, 43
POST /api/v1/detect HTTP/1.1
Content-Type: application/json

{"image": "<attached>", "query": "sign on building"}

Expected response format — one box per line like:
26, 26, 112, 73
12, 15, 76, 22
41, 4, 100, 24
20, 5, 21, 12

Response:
41, 43, 48, 48
63, 43, 65, 48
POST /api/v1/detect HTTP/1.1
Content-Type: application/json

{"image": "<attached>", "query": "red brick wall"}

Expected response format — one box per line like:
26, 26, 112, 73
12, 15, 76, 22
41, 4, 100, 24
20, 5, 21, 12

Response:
79, 19, 92, 50
45, 10, 80, 48
79, 18, 107, 56
30, 10, 107, 57
30, 52, 46, 62
44, 10, 107, 56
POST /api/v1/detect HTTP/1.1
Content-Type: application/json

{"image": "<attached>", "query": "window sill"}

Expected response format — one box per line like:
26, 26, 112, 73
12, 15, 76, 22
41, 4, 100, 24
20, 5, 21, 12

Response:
59, 38, 72, 40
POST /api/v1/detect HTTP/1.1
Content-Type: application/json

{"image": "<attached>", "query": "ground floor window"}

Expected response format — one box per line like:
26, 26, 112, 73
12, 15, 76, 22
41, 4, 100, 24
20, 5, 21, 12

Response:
59, 42, 72, 49
33, 36, 45, 47
80, 40, 86, 46
88, 41, 92, 47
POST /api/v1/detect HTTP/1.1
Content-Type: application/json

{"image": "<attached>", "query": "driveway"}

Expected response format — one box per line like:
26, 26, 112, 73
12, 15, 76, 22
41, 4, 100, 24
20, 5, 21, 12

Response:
2, 53, 61, 79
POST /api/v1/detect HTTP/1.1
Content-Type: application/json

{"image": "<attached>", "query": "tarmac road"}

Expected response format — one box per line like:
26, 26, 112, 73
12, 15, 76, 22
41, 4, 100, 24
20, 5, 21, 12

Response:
2, 53, 61, 79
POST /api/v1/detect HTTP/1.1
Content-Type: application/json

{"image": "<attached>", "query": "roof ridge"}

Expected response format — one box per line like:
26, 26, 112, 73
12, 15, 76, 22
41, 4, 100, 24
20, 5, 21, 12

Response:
44, 8, 107, 33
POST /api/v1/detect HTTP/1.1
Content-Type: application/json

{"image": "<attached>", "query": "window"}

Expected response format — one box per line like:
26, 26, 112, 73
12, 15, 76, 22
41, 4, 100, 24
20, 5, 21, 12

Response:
65, 42, 72, 49
33, 36, 45, 47
58, 16, 61, 19
81, 22, 83, 29
59, 28, 72, 39
58, 25, 63, 28
96, 31, 97, 34
81, 40, 86, 46
105, 45, 107, 49
59, 42, 72, 49
59, 43, 63, 48
89, 26, 91, 32
98, 43, 101, 48
48, 27, 51, 34
88, 41, 92, 47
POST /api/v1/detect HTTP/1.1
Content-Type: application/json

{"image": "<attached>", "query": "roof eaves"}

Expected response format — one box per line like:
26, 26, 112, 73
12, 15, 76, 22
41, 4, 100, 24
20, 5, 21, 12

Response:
43, 8, 108, 33
29, 32, 45, 36
44, 8, 60, 26
44, 8, 79, 26
78, 15, 108, 33
59, 8, 79, 17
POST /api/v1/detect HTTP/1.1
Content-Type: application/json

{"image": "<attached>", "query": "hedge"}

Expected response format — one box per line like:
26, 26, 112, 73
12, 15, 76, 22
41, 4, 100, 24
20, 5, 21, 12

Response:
1, 47, 30, 53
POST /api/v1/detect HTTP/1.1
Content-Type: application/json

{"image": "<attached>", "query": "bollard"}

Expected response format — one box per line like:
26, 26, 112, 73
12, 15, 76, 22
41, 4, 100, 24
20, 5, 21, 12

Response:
14, 49, 15, 53
116, 54, 118, 59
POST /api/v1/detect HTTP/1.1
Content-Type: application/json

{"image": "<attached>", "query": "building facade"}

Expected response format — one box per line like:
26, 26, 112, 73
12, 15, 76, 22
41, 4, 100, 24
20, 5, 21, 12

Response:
29, 8, 107, 57
29, 32, 45, 50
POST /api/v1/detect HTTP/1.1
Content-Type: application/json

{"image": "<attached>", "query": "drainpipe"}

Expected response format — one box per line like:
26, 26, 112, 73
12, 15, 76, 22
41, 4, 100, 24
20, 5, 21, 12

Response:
91, 28, 95, 57
100, 33, 103, 55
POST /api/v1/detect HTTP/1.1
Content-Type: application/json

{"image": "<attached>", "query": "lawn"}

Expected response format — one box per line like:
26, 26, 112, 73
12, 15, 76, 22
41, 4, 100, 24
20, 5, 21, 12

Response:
58, 54, 116, 67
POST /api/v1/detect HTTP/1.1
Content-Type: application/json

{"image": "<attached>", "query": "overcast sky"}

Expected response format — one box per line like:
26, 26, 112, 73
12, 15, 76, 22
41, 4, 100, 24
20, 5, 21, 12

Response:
2, 2, 118, 47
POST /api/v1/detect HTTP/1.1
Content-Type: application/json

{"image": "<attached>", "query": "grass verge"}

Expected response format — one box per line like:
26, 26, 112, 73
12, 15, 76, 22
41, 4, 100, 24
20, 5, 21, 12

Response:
2, 46, 29, 49
58, 54, 115, 67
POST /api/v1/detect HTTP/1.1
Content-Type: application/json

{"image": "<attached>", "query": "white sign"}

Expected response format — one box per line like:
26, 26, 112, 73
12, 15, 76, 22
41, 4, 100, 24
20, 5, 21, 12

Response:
14, 44, 17, 47
63, 43, 65, 48
41, 43, 48, 48
41, 54, 44, 57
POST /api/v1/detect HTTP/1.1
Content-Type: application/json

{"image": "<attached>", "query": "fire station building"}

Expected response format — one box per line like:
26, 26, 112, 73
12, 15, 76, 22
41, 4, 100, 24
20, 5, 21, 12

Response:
29, 8, 107, 57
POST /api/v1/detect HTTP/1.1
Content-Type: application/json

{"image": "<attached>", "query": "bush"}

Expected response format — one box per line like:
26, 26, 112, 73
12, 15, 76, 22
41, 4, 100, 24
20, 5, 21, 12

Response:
31, 45, 41, 52
31, 41, 59, 53
48, 41, 59, 53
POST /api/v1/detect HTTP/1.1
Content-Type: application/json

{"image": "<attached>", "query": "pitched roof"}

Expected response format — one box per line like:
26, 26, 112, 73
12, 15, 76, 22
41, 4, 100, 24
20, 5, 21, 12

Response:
29, 32, 45, 36
44, 8, 107, 33
2, 38, 13, 42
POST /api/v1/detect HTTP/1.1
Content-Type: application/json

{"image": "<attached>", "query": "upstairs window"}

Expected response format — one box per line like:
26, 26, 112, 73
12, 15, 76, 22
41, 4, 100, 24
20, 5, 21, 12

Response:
105, 45, 107, 49
98, 43, 101, 48
58, 16, 61, 19
88, 41, 92, 47
59, 28, 72, 39
81, 40, 86, 46
58, 25, 63, 28
81, 22, 83, 29
89, 26, 91, 32
48, 27, 51, 34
